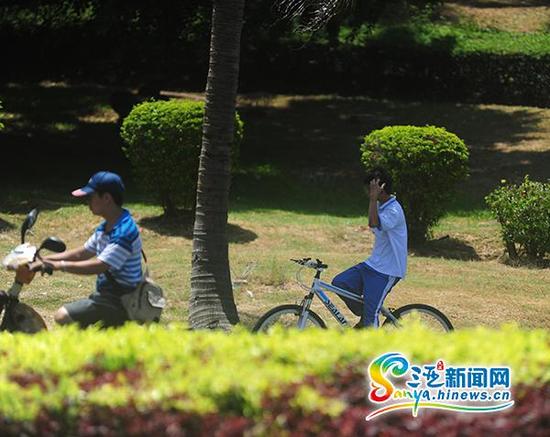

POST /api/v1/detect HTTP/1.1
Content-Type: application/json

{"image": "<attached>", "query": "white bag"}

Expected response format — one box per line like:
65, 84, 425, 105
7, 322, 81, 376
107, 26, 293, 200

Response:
120, 251, 166, 323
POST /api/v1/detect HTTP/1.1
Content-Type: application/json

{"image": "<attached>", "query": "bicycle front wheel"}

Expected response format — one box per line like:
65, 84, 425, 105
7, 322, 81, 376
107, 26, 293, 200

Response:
2, 302, 48, 333
253, 304, 327, 333
383, 304, 453, 332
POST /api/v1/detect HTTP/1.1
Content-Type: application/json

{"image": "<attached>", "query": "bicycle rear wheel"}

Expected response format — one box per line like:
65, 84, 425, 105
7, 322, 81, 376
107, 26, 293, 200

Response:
253, 304, 326, 333
383, 304, 453, 332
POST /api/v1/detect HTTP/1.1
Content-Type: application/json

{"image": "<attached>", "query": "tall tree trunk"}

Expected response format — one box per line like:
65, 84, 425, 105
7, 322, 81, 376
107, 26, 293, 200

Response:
189, 0, 245, 330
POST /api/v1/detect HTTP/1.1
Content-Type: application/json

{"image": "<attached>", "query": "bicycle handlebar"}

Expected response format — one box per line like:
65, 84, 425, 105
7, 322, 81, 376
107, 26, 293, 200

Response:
290, 257, 328, 270
29, 262, 53, 276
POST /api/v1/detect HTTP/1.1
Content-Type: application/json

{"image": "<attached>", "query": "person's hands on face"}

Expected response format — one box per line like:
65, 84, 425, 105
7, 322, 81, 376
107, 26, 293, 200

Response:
369, 178, 386, 200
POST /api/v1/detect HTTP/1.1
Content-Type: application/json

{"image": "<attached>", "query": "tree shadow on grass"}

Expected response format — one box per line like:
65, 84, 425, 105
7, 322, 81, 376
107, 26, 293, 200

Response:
0, 189, 74, 215
502, 257, 550, 269
2, 84, 549, 221
0, 82, 129, 184
138, 212, 258, 244
235, 311, 259, 330
410, 236, 481, 261
237, 95, 550, 215
0, 218, 15, 232
226, 224, 259, 244
231, 169, 366, 218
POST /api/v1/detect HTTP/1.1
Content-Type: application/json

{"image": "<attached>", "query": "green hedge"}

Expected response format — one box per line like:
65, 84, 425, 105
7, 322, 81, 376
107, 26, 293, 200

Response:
0, 1, 96, 32
486, 176, 550, 262
121, 100, 243, 216
360, 125, 469, 243
0, 323, 548, 424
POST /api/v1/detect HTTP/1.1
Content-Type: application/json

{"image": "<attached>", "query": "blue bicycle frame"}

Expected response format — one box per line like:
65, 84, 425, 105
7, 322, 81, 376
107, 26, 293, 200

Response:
297, 276, 398, 328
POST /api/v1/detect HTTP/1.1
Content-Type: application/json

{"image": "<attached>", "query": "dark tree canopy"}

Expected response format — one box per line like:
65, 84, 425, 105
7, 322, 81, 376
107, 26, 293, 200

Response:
0, 0, 441, 85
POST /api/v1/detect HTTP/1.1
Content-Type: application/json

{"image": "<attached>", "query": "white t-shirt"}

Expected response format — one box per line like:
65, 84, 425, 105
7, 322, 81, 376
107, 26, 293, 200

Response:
365, 196, 408, 278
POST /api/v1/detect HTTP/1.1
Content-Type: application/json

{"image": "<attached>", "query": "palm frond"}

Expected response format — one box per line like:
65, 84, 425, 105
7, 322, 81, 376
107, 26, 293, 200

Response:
276, 0, 355, 30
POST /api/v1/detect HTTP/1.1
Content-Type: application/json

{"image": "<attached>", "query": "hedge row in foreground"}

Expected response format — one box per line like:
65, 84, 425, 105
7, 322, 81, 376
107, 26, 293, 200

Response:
3, 372, 549, 436
0, 324, 549, 435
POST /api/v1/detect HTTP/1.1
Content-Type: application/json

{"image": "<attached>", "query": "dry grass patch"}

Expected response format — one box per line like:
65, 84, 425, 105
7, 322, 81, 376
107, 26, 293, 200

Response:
442, 1, 550, 32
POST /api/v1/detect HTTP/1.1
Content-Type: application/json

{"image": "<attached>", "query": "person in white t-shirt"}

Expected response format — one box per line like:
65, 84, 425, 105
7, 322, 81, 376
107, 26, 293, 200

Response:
331, 167, 408, 328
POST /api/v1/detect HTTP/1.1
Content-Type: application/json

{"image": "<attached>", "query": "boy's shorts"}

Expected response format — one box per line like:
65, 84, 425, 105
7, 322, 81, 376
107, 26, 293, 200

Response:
64, 291, 129, 328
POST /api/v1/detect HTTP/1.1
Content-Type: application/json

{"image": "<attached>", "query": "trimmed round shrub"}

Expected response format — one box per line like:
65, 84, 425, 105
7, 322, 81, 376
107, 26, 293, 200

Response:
121, 100, 243, 215
486, 176, 550, 263
360, 125, 469, 243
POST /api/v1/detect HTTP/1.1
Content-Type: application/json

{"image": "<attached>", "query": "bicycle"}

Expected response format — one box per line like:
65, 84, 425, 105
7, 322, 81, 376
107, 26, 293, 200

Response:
253, 257, 453, 333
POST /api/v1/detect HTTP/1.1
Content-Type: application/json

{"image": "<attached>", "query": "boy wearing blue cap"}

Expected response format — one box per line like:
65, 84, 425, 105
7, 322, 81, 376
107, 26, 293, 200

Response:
35, 171, 143, 328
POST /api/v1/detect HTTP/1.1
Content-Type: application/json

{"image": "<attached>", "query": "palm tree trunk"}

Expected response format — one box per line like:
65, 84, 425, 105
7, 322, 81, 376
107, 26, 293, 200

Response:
189, 0, 244, 330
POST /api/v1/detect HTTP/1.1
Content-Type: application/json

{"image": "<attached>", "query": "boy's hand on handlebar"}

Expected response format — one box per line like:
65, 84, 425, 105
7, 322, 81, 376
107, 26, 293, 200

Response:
28, 260, 43, 272
15, 264, 36, 284
28, 260, 55, 275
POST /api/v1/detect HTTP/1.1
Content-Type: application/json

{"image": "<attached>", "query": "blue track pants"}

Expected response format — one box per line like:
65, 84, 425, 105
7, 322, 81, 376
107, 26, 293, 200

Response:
331, 263, 398, 327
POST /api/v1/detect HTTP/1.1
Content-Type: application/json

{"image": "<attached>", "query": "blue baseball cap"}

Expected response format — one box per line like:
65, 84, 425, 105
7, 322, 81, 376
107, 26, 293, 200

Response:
72, 171, 125, 197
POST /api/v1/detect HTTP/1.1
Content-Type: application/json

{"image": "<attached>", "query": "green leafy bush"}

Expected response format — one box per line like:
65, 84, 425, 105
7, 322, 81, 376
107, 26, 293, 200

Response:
0, 1, 96, 32
486, 176, 550, 262
360, 125, 469, 243
121, 100, 244, 215
0, 323, 548, 434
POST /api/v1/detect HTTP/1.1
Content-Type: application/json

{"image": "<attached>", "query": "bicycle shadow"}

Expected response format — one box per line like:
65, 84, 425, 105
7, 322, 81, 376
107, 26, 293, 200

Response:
410, 236, 481, 261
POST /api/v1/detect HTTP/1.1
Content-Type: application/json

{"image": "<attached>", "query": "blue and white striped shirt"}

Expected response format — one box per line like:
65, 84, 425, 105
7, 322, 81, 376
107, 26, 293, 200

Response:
85, 209, 143, 289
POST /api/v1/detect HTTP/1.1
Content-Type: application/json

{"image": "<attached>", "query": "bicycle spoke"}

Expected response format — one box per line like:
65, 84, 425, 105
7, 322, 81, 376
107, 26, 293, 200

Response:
263, 313, 316, 330
399, 312, 445, 331
253, 305, 326, 332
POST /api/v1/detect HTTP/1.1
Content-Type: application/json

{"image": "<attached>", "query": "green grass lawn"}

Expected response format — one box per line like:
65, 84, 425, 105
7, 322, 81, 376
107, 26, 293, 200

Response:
0, 83, 549, 330
1, 201, 548, 330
